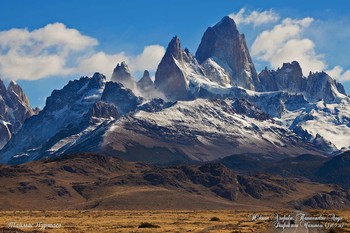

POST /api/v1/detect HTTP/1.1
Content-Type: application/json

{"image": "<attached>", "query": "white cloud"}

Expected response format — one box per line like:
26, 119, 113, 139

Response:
0, 23, 165, 81
326, 66, 350, 82
251, 17, 350, 82
0, 50, 72, 80
251, 17, 327, 75
229, 8, 279, 27
132, 45, 165, 73
0, 23, 98, 53
0, 23, 97, 80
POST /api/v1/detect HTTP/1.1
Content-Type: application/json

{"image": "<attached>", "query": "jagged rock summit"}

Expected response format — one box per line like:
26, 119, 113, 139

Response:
258, 61, 347, 102
154, 16, 263, 101
154, 16, 347, 104
258, 61, 304, 92
196, 16, 259, 90
111, 61, 136, 90
154, 36, 192, 100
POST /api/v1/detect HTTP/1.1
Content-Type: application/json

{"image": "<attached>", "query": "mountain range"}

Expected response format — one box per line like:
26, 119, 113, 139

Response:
0, 16, 349, 165
1, 152, 349, 210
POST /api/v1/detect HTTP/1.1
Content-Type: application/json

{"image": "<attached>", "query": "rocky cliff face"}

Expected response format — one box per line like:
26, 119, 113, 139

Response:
196, 16, 259, 90
258, 61, 305, 93
0, 120, 11, 149
89, 101, 120, 120
154, 35, 231, 101
0, 79, 35, 149
257, 67, 278, 92
305, 71, 346, 102
154, 36, 192, 100
101, 81, 140, 115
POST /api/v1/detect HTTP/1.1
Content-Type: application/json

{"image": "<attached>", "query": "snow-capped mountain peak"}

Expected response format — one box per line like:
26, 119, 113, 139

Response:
1, 16, 350, 165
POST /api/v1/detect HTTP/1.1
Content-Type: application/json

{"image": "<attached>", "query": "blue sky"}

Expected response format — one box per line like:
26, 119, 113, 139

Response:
1, 0, 350, 107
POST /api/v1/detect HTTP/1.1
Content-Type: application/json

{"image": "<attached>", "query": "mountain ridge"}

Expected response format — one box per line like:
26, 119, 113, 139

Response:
0, 16, 349, 165
0, 152, 345, 210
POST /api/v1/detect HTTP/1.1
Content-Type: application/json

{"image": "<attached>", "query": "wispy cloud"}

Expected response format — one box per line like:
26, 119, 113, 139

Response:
229, 8, 279, 27
0, 23, 165, 81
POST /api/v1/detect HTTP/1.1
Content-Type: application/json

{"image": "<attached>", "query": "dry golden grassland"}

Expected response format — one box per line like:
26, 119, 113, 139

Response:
309, 210, 350, 233
0, 210, 274, 233
1, 210, 349, 233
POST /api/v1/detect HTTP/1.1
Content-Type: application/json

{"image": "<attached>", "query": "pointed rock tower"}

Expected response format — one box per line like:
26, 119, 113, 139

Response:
6, 80, 33, 131
154, 36, 190, 100
196, 16, 258, 90
137, 70, 154, 92
7, 80, 31, 107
